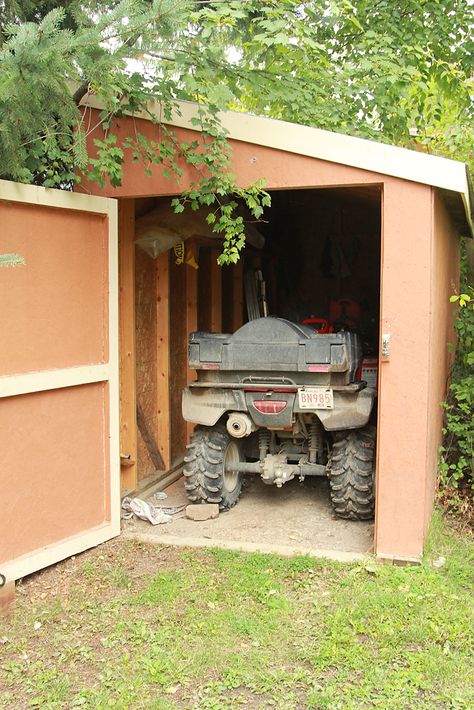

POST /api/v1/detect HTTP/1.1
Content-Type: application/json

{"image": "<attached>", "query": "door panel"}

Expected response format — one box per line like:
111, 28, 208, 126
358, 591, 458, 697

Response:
0, 179, 119, 583
0, 202, 109, 375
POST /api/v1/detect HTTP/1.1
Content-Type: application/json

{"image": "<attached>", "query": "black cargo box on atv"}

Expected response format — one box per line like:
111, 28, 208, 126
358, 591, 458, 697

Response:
188, 317, 362, 385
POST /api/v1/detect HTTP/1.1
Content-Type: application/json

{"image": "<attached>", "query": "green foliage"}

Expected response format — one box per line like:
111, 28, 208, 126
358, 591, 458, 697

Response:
0, 1, 472, 260
195, 0, 473, 168
439, 275, 474, 495
87, 134, 124, 187
0, 1, 274, 261
0, 8, 81, 185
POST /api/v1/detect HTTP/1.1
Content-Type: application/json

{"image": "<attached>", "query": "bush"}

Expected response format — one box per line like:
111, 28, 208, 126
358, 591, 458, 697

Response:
439, 275, 474, 506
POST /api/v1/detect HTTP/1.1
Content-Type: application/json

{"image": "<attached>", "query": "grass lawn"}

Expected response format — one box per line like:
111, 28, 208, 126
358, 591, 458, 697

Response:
0, 512, 473, 709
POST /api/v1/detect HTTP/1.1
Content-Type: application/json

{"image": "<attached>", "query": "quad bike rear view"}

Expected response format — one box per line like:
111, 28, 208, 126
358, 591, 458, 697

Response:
182, 316, 377, 520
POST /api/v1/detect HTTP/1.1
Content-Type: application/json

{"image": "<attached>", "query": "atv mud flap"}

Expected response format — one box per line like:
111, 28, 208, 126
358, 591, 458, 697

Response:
183, 385, 375, 431
182, 387, 247, 426
297, 387, 375, 431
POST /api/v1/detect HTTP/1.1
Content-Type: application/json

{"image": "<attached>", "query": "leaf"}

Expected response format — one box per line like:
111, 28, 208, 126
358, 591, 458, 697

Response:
349, 15, 364, 31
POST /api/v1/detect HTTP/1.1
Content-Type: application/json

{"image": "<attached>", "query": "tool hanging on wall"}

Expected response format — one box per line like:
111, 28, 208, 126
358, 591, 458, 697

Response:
256, 270, 269, 317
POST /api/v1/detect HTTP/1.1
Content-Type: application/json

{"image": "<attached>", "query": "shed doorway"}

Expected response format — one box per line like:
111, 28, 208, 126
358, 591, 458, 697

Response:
127, 185, 381, 557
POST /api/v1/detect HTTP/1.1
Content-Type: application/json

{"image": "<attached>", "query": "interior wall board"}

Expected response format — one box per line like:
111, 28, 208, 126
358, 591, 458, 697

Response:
118, 199, 138, 490
169, 258, 188, 463
156, 250, 171, 470
198, 247, 223, 331
185, 259, 198, 441
260, 194, 381, 334
135, 246, 158, 479
221, 264, 234, 333
231, 261, 244, 332
198, 249, 212, 331
209, 250, 222, 333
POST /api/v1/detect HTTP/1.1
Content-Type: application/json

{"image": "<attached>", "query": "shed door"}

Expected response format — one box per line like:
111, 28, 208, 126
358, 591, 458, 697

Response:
0, 180, 119, 583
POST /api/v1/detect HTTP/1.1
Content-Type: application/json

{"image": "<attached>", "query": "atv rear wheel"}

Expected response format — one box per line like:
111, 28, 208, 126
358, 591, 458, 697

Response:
183, 425, 244, 510
327, 426, 376, 520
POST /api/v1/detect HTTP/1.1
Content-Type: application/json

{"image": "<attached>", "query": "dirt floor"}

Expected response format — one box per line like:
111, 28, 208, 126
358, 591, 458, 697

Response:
122, 476, 374, 561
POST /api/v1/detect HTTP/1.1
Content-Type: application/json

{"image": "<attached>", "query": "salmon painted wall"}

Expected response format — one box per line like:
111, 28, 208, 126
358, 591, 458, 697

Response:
0, 383, 110, 565
0, 194, 115, 579
424, 191, 460, 531
79, 109, 460, 559
0, 201, 109, 375
79, 109, 386, 196
375, 181, 433, 559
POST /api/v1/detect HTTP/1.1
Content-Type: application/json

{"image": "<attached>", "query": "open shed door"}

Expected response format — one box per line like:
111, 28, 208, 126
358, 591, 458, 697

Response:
0, 180, 119, 584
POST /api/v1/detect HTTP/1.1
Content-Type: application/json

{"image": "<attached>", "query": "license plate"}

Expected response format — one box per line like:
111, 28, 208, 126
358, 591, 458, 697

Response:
298, 387, 334, 410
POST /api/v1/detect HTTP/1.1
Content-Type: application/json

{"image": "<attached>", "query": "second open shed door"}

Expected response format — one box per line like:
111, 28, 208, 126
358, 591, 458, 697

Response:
0, 180, 120, 584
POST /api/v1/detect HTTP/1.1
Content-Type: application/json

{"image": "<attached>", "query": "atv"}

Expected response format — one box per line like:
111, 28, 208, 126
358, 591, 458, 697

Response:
182, 317, 377, 520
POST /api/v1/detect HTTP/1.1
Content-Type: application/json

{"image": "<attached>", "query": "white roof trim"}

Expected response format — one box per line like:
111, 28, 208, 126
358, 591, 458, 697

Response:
82, 95, 473, 236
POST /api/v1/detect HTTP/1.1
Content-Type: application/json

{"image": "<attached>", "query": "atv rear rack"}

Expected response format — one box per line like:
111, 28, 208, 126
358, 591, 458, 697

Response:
188, 381, 366, 392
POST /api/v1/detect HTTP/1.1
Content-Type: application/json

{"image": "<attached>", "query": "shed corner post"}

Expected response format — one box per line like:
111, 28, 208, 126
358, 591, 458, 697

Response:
375, 180, 433, 562
118, 198, 138, 492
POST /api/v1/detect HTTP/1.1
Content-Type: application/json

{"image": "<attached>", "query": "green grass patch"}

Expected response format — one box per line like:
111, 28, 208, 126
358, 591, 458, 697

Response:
0, 515, 473, 709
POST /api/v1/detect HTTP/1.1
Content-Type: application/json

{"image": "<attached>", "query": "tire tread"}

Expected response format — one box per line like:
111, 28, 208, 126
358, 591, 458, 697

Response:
183, 425, 243, 510
327, 426, 376, 520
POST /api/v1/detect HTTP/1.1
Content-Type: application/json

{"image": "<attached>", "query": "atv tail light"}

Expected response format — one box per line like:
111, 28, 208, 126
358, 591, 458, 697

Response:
253, 400, 287, 414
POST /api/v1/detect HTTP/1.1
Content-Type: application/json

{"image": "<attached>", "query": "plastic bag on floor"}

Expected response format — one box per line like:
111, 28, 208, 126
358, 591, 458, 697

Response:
152, 491, 186, 516
121, 496, 172, 525
152, 491, 168, 501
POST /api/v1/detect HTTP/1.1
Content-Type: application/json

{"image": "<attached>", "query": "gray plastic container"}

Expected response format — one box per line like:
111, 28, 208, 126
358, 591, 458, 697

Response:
189, 317, 362, 385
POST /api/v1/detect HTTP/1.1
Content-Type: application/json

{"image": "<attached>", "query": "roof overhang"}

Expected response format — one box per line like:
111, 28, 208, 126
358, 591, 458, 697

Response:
81, 95, 473, 237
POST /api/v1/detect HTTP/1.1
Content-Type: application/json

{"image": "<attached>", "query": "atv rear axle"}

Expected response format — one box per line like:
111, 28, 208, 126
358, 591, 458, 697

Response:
225, 457, 327, 487
225, 461, 326, 475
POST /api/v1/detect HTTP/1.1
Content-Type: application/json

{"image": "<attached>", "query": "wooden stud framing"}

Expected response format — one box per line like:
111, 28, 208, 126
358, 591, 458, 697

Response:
169, 257, 188, 462
118, 199, 138, 491
186, 259, 198, 383
156, 250, 171, 469
231, 260, 244, 331
209, 248, 222, 333
185, 246, 199, 440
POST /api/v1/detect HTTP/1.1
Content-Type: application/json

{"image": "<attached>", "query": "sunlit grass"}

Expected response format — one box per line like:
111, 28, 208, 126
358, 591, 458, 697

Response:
1, 512, 472, 709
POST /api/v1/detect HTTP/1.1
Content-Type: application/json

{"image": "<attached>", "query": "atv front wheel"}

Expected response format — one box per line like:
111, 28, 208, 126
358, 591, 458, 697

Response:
327, 426, 376, 520
183, 425, 244, 510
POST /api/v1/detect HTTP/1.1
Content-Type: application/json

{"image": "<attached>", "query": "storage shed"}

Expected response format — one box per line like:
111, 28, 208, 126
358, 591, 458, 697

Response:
1, 101, 472, 591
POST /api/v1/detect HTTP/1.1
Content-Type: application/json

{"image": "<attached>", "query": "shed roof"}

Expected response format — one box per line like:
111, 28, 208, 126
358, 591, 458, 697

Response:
83, 96, 473, 236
